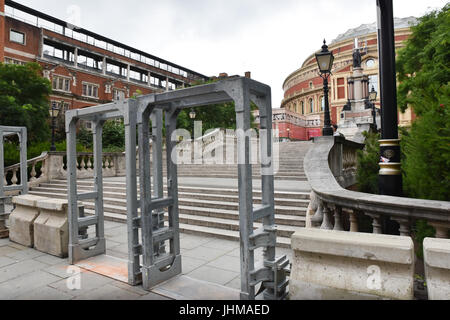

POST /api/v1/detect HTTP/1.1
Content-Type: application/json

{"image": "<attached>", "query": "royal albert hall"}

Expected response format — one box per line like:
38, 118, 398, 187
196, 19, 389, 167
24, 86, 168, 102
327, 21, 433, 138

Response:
272, 17, 417, 141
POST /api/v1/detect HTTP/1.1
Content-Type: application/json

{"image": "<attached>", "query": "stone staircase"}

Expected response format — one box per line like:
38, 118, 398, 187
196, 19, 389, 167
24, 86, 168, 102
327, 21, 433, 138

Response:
28, 141, 312, 248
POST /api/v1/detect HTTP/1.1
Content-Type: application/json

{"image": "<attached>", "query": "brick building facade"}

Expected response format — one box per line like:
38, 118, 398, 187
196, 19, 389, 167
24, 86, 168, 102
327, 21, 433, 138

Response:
0, 0, 208, 129
271, 17, 418, 141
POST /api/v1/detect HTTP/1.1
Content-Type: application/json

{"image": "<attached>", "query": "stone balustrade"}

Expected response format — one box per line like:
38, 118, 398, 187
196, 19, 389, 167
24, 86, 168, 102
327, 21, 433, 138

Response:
303, 136, 450, 239
423, 238, 450, 300
290, 228, 415, 300
3, 151, 126, 190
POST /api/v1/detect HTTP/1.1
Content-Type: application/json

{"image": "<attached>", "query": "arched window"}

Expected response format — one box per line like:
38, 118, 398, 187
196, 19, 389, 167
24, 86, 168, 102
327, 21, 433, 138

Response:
309, 98, 314, 113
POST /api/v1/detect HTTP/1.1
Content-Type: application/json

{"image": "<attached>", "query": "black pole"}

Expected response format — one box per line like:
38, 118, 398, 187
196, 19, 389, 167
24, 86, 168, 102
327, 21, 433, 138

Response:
372, 102, 378, 132
50, 109, 56, 152
376, 0, 402, 197
322, 76, 333, 136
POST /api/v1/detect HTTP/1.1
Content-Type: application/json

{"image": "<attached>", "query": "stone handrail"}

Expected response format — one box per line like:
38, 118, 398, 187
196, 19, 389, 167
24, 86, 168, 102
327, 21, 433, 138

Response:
4, 151, 126, 188
4, 152, 48, 189
304, 136, 450, 238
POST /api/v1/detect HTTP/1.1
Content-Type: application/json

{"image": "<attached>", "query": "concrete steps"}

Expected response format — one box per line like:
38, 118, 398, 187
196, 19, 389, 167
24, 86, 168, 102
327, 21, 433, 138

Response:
28, 141, 311, 247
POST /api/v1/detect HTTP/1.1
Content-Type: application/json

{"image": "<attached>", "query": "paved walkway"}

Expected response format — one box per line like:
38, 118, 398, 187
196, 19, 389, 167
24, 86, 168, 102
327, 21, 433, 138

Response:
0, 220, 293, 300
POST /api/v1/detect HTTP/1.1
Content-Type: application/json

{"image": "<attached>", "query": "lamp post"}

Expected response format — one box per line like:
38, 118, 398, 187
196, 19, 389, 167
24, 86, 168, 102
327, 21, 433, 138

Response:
189, 108, 196, 141
315, 39, 335, 136
49, 102, 61, 152
369, 86, 378, 132
376, 0, 402, 197
287, 127, 290, 141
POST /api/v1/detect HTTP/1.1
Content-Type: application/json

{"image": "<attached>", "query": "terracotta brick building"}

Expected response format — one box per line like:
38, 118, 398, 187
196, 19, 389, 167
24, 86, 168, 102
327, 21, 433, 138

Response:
261, 17, 418, 141
0, 0, 208, 129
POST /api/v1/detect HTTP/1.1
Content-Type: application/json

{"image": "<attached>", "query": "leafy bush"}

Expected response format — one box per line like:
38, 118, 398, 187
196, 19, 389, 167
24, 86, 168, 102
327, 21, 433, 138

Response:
356, 131, 380, 194
0, 62, 52, 142
397, 4, 450, 201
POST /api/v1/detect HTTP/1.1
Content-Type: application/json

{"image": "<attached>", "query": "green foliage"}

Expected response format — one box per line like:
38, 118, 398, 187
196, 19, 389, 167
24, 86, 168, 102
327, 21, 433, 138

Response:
400, 107, 450, 200
0, 62, 52, 142
413, 220, 436, 259
396, 4, 450, 201
356, 131, 380, 194
396, 4, 450, 115
77, 121, 125, 152
3, 140, 88, 167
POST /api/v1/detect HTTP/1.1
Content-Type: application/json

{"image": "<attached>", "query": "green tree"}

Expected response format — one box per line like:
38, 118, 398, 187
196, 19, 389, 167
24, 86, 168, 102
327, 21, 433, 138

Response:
356, 131, 380, 194
396, 4, 450, 201
0, 62, 52, 142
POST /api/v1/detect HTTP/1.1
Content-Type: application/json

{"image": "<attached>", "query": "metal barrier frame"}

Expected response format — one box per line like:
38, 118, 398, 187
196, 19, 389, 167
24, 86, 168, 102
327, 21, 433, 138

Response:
66, 77, 288, 300
65, 100, 143, 285
0, 126, 28, 197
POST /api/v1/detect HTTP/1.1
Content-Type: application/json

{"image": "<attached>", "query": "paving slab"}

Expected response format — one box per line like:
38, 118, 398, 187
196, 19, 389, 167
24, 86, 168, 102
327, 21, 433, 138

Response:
207, 255, 241, 273
187, 265, 239, 286
181, 255, 208, 274
74, 283, 142, 300
0, 245, 20, 257
0, 256, 17, 268
152, 275, 240, 300
75, 255, 128, 283
48, 270, 114, 297
0, 270, 61, 299
33, 254, 67, 266
14, 285, 74, 300
183, 246, 231, 261
0, 259, 48, 284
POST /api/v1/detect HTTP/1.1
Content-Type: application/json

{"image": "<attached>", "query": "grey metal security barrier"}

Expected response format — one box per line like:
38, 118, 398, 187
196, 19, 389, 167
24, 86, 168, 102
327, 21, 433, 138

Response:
66, 77, 289, 300
0, 126, 28, 237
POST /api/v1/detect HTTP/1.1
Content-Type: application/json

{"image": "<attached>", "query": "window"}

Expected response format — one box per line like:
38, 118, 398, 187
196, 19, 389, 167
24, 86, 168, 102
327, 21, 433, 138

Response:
309, 82, 313, 89
10, 30, 25, 44
52, 75, 71, 92
113, 89, 125, 101
309, 98, 314, 113
82, 83, 99, 98
301, 101, 304, 115
50, 101, 70, 114
337, 78, 346, 100
321, 97, 325, 112
369, 75, 379, 93
366, 59, 376, 68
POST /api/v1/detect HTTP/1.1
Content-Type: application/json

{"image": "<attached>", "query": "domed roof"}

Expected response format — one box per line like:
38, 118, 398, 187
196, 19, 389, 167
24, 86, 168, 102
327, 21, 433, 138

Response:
331, 17, 418, 44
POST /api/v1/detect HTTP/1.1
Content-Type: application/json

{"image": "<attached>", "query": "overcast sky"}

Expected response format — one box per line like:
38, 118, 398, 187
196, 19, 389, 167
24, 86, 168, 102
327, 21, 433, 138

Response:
18, 0, 447, 108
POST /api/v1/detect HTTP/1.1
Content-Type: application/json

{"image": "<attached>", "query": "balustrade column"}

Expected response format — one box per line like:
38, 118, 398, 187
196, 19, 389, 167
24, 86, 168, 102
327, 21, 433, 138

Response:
333, 206, 344, 231
393, 217, 411, 237
320, 203, 334, 230
348, 210, 359, 232
311, 200, 324, 228
429, 222, 450, 239
366, 213, 383, 234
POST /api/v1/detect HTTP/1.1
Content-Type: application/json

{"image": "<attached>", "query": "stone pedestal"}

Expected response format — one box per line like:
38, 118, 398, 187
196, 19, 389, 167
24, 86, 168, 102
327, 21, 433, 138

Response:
9, 195, 47, 246
423, 238, 450, 300
0, 197, 9, 239
34, 199, 69, 258
290, 228, 415, 300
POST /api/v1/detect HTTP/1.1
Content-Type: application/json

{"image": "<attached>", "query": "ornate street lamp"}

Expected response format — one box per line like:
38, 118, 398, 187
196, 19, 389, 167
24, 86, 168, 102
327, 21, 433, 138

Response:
369, 86, 378, 132
49, 102, 61, 152
315, 39, 335, 136
189, 108, 196, 140
287, 127, 291, 141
